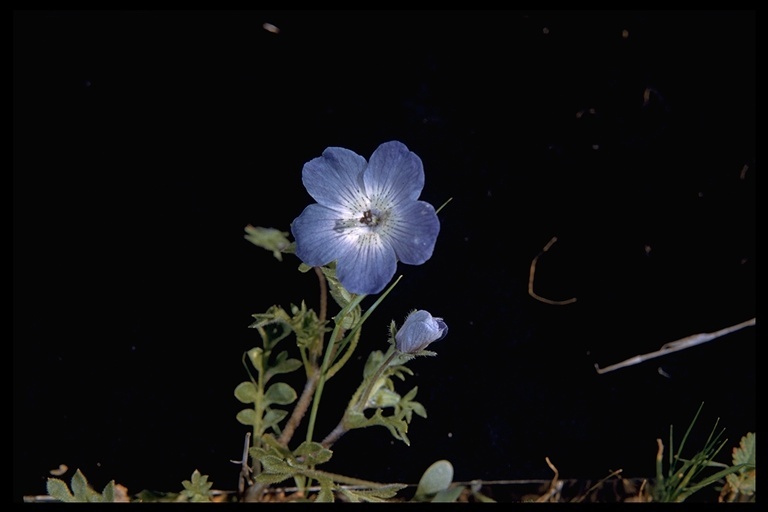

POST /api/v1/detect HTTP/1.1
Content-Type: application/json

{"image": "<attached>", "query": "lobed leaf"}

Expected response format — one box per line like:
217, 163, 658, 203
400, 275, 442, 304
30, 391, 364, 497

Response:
46, 478, 75, 502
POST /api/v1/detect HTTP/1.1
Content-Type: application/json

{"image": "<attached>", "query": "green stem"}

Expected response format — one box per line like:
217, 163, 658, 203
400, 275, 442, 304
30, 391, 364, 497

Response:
274, 267, 331, 448
251, 328, 269, 474
296, 467, 404, 488
326, 276, 402, 379
304, 274, 404, 443
355, 349, 397, 411
321, 347, 398, 449
305, 292, 368, 443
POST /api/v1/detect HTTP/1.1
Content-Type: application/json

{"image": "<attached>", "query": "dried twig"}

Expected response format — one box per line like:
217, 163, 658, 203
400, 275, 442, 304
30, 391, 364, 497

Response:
536, 457, 563, 502
528, 236, 577, 306
572, 468, 623, 503
594, 317, 756, 374
230, 432, 252, 499
739, 164, 749, 180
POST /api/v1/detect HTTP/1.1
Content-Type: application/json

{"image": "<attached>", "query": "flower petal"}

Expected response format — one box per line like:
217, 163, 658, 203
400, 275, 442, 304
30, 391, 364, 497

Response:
395, 310, 448, 353
291, 204, 353, 267
302, 147, 368, 211
363, 141, 425, 207
334, 234, 398, 295
386, 201, 440, 265
291, 142, 441, 296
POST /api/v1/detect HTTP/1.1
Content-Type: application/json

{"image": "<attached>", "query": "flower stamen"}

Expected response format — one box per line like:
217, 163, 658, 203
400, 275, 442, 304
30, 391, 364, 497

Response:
359, 209, 375, 225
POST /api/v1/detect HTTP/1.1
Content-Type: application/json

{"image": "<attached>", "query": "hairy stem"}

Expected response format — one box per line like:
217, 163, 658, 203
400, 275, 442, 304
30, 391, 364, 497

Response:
277, 372, 321, 446
321, 349, 397, 449
305, 293, 368, 443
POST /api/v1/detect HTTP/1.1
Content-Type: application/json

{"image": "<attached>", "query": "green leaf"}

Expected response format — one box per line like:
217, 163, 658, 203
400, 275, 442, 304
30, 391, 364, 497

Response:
472, 488, 498, 503
652, 403, 744, 502
414, 460, 454, 501
336, 304, 360, 330
255, 472, 292, 485
320, 265, 355, 310
431, 486, 464, 502
134, 489, 178, 502
294, 441, 333, 466
243, 225, 291, 261
410, 401, 428, 419
345, 409, 411, 445
101, 481, 116, 502
732, 432, 756, 466
249, 311, 293, 350
340, 485, 406, 502
339, 489, 385, 502
265, 382, 297, 406
247, 347, 264, 370
679, 463, 754, 500
726, 432, 756, 495
401, 386, 418, 402
316, 477, 335, 502
70, 468, 90, 500
262, 408, 289, 431
260, 433, 293, 457
369, 387, 401, 408
363, 350, 386, 378
234, 381, 259, 404
289, 303, 326, 350
236, 408, 258, 426
260, 455, 292, 474
46, 469, 115, 502
46, 478, 75, 502
269, 351, 302, 376
180, 470, 213, 502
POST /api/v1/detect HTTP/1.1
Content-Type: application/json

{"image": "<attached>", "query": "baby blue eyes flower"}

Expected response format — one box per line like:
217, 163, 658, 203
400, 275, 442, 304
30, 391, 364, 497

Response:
395, 310, 448, 354
291, 141, 440, 295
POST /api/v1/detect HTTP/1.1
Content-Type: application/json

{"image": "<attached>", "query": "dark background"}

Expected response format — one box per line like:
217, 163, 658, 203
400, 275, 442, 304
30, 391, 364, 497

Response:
14, 10, 755, 502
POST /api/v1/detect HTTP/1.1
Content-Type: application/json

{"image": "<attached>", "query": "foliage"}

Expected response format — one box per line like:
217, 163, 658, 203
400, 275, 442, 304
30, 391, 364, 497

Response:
234, 256, 439, 501
46, 469, 116, 503
33, 143, 754, 504
180, 470, 215, 502
720, 432, 756, 502
650, 402, 756, 502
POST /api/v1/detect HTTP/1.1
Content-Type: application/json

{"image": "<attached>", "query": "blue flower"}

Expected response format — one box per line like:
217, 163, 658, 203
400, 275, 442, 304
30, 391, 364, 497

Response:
395, 310, 448, 354
291, 141, 440, 295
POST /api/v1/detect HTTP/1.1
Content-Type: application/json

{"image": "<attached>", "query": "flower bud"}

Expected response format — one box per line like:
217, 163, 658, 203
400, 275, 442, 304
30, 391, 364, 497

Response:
395, 310, 448, 354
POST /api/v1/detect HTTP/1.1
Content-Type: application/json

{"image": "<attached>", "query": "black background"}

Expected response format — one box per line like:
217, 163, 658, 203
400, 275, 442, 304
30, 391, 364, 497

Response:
14, 10, 755, 502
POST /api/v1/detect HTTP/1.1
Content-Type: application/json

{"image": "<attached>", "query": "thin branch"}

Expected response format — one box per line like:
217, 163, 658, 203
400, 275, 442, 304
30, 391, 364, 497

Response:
230, 432, 253, 499
536, 457, 562, 502
739, 163, 748, 180
528, 236, 577, 305
321, 349, 398, 449
572, 468, 623, 503
595, 317, 756, 374
277, 372, 321, 446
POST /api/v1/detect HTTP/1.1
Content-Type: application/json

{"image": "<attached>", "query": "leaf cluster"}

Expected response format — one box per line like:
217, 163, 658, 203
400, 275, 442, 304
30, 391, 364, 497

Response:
651, 403, 756, 502
46, 469, 116, 503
